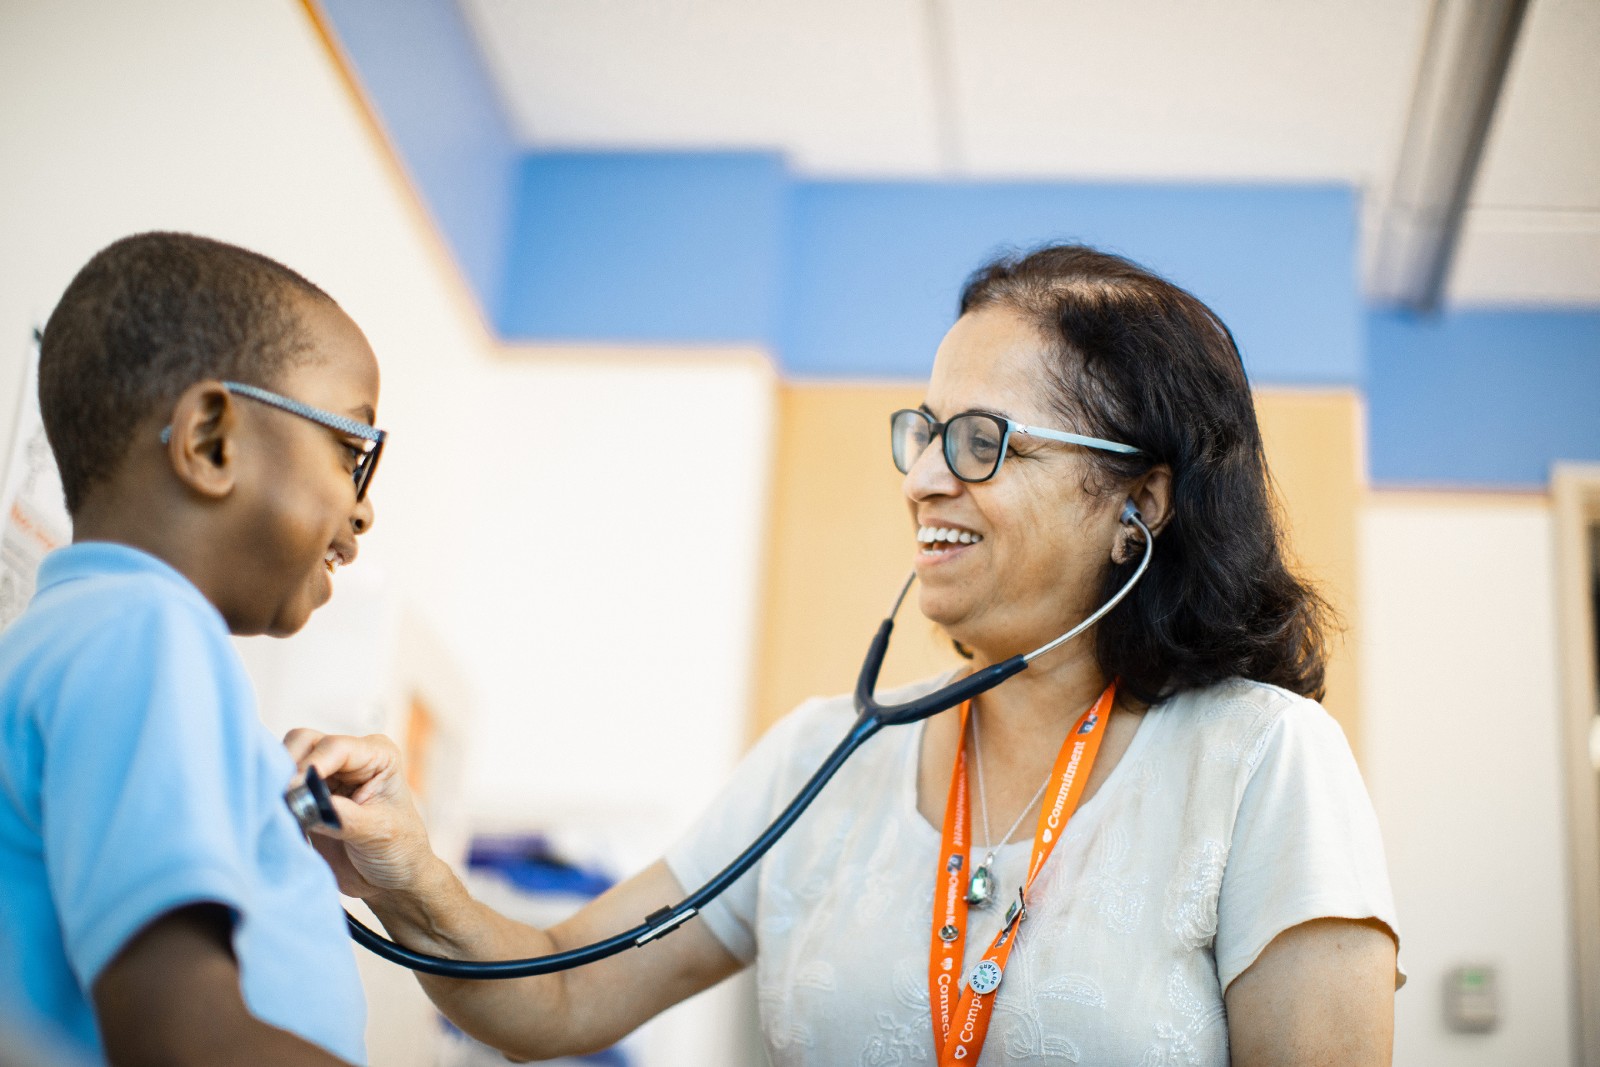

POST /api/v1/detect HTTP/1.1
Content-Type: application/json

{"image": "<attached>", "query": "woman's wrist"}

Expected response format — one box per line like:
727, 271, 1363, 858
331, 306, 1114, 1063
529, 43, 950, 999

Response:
366, 854, 470, 952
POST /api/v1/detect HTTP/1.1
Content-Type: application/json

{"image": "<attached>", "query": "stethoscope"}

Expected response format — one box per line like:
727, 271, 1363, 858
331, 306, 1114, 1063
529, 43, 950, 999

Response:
285, 502, 1153, 980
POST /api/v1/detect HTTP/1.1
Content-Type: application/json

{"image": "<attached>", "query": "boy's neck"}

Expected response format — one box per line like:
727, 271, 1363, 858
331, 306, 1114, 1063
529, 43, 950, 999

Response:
71, 480, 238, 630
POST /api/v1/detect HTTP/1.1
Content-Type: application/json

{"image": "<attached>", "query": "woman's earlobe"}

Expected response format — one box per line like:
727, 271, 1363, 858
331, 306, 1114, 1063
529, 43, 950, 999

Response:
1111, 523, 1145, 565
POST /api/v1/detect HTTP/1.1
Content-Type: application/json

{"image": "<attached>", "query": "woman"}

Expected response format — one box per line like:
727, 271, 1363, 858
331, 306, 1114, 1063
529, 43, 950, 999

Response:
292, 245, 1400, 1064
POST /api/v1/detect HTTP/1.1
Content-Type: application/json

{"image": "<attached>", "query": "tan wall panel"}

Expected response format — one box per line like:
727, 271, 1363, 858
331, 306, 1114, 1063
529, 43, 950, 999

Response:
752, 384, 963, 736
754, 385, 1365, 757
1253, 389, 1363, 754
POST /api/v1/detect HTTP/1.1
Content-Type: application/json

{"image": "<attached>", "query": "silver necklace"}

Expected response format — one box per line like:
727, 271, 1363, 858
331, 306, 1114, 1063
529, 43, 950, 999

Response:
965, 705, 1053, 908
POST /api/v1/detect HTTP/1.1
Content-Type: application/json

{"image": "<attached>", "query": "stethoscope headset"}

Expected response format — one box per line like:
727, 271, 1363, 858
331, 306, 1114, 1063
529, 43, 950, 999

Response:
286, 502, 1154, 979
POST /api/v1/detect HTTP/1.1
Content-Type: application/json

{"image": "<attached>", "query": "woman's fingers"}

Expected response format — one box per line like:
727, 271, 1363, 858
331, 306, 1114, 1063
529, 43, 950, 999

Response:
304, 794, 364, 841
281, 730, 442, 897
285, 732, 403, 800
282, 727, 325, 764
309, 791, 436, 896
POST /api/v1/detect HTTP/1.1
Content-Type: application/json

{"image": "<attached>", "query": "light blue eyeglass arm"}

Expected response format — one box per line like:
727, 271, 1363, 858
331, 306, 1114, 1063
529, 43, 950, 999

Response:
158, 382, 382, 445
1008, 420, 1142, 456
222, 382, 382, 442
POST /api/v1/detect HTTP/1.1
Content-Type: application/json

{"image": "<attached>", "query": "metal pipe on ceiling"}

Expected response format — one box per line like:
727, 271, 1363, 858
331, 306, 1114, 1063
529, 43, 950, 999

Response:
1368, 0, 1530, 313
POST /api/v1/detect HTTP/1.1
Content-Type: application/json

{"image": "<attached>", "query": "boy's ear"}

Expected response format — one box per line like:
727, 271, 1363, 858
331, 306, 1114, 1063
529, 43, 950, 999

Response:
164, 382, 238, 500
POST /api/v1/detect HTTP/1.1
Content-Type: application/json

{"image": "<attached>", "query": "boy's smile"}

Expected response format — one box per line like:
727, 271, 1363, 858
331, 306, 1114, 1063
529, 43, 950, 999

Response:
228, 295, 380, 637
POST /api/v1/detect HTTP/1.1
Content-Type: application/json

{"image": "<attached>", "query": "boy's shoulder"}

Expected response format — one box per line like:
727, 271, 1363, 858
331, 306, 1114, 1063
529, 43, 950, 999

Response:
27, 540, 219, 621
1, 542, 236, 700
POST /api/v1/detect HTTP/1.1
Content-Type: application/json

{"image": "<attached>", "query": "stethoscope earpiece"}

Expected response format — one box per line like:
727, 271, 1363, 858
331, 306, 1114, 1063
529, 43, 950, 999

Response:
1120, 498, 1142, 526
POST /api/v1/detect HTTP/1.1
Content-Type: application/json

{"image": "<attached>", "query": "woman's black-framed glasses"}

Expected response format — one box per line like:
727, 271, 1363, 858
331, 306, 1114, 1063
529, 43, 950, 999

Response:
889, 408, 1140, 483
161, 381, 387, 501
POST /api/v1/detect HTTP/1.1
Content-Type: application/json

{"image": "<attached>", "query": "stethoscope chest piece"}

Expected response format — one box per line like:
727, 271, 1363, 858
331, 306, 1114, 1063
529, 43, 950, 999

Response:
285, 766, 342, 833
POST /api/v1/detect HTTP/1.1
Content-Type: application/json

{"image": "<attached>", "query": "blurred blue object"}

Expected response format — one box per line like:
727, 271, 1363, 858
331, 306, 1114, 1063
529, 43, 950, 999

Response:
466, 834, 618, 898
441, 835, 633, 1066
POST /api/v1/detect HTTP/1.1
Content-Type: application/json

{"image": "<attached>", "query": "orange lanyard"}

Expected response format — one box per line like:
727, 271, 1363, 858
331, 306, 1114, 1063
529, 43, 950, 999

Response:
927, 681, 1115, 1064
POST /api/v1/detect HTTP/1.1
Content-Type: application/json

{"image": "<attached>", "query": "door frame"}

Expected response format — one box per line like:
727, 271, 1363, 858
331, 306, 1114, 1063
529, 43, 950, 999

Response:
1553, 463, 1600, 1067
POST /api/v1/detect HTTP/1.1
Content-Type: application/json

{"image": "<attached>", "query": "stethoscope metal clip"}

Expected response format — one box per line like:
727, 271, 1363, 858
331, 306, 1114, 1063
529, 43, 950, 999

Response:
287, 504, 1153, 980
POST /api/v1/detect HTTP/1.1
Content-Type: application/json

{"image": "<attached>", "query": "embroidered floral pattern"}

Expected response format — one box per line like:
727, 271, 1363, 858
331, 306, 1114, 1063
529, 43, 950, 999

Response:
1035, 974, 1107, 1010
760, 982, 815, 1053
892, 957, 929, 1012
1000, 1021, 1082, 1062
987, 948, 1090, 1062
1198, 695, 1277, 772
855, 819, 906, 925
1137, 965, 1227, 1066
1139, 1021, 1204, 1067
1127, 755, 1161, 795
1165, 840, 1226, 951
860, 1012, 931, 1066
1084, 826, 1149, 934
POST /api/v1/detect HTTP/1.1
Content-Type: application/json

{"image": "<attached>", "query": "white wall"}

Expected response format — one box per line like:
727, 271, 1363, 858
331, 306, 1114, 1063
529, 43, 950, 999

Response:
0, 0, 488, 601
1362, 497, 1576, 1066
445, 352, 774, 831
0, 3, 772, 1065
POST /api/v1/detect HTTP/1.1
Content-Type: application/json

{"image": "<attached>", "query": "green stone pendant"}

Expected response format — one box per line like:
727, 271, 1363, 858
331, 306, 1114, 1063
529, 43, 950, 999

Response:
966, 862, 995, 907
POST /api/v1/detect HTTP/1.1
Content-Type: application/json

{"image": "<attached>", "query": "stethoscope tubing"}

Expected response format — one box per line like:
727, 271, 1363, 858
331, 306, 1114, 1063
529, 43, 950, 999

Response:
343, 509, 1153, 979
345, 712, 886, 978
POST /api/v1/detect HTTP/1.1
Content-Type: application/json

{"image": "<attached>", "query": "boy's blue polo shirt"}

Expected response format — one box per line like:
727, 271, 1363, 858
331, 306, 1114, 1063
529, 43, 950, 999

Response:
0, 542, 366, 1064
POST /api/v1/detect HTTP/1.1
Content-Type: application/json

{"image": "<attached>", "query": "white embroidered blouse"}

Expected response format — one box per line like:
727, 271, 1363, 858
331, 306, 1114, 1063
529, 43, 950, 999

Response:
666, 676, 1401, 1066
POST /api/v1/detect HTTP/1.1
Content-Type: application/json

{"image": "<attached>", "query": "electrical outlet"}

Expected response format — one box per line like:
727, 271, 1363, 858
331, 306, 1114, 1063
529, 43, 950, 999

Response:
1444, 964, 1498, 1033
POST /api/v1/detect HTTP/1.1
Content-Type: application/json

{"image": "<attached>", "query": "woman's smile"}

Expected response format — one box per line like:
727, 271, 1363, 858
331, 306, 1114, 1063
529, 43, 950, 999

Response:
915, 522, 984, 564
902, 306, 1121, 656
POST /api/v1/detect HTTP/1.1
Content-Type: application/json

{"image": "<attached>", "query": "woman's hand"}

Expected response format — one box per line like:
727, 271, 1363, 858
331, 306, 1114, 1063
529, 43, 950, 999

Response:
282, 729, 439, 901
282, 732, 744, 1060
283, 728, 744, 1058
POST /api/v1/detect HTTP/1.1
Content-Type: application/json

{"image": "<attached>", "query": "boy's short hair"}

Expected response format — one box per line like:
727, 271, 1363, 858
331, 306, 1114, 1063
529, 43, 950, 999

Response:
39, 232, 335, 514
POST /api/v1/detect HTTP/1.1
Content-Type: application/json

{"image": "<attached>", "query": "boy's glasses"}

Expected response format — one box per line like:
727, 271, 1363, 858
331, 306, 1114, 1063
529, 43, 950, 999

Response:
890, 408, 1140, 483
160, 381, 386, 501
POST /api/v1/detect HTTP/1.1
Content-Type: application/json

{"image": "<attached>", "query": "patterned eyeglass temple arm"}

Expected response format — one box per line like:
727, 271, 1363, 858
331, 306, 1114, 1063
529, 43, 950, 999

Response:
157, 381, 383, 445
222, 382, 382, 442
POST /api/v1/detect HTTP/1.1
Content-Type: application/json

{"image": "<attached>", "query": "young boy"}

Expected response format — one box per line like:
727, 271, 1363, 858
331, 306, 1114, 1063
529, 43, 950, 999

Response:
0, 233, 383, 1065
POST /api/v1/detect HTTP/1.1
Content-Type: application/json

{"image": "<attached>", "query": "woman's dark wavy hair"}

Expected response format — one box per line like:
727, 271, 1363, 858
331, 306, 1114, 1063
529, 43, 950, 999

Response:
958, 244, 1331, 703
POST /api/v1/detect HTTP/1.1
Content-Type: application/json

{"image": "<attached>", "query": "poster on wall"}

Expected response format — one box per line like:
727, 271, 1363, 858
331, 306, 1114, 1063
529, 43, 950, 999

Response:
0, 331, 70, 631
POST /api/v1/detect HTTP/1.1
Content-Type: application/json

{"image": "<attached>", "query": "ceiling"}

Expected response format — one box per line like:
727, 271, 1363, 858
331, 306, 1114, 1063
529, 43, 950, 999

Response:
457, 0, 1599, 307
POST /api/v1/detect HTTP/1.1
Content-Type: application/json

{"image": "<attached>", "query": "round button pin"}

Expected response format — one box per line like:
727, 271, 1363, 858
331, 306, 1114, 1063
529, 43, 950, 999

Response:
969, 959, 1003, 995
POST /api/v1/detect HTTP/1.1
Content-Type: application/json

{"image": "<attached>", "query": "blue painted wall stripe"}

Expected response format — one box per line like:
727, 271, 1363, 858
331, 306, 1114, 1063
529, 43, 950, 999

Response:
499, 152, 789, 343
496, 159, 1365, 386
318, 0, 521, 311
1368, 309, 1600, 487
779, 181, 1360, 383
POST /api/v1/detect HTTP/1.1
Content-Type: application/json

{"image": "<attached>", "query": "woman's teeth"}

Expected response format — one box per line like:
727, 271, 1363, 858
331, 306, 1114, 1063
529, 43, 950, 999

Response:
918, 526, 982, 552
324, 551, 341, 573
